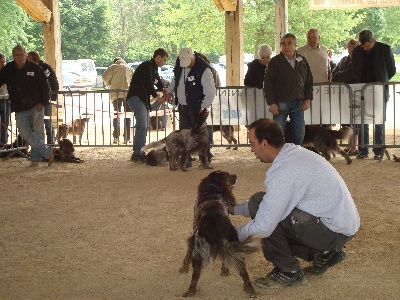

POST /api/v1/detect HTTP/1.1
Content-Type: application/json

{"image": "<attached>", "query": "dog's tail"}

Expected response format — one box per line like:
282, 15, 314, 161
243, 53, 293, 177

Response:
220, 233, 263, 267
333, 126, 353, 140
141, 138, 166, 152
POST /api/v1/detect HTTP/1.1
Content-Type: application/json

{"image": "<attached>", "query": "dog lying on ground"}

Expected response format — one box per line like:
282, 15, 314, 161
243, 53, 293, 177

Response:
212, 125, 239, 150
54, 138, 84, 163
142, 108, 212, 172
285, 122, 353, 164
179, 170, 261, 298
57, 117, 90, 144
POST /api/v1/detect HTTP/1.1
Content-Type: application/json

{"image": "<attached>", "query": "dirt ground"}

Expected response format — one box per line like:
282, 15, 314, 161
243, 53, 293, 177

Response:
1, 142, 400, 300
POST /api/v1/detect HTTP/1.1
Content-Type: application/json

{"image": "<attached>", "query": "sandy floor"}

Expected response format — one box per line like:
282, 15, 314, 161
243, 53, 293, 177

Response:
1, 143, 400, 300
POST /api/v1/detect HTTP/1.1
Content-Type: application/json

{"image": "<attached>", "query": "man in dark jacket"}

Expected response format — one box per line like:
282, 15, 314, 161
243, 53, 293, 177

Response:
27, 51, 60, 145
126, 48, 168, 163
0, 45, 53, 166
351, 30, 396, 160
263, 33, 313, 145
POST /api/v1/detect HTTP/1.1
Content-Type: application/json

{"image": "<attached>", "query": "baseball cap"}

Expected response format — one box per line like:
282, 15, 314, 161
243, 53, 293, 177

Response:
179, 48, 194, 67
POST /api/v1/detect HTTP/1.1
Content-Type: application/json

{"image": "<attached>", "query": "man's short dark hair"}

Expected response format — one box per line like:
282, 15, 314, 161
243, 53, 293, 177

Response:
281, 33, 297, 46
153, 48, 168, 59
358, 30, 374, 45
249, 118, 285, 148
27, 51, 41, 63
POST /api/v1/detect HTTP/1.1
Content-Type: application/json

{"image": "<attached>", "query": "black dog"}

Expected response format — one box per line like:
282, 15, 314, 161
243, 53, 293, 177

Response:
55, 138, 84, 163
179, 171, 261, 298
285, 122, 353, 164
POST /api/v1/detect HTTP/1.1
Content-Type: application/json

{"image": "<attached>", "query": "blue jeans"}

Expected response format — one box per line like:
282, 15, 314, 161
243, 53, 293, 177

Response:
15, 106, 52, 161
273, 101, 305, 145
358, 124, 383, 156
126, 96, 148, 155
44, 103, 55, 145
0, 99, 10, 144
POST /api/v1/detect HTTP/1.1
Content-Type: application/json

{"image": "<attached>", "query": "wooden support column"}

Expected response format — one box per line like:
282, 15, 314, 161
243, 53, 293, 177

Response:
225, 0, 243, 86
42, 0, 62, 87
274, 0, 288, 54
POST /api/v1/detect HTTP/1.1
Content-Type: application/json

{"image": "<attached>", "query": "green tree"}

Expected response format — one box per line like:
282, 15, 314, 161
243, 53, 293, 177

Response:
0, 0, 32, 56
59, 0, 114, 66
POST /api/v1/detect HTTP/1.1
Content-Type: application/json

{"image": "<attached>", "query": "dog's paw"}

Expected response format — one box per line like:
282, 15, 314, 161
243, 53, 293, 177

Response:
244, 283, 257, 298
182, 289, 196, 298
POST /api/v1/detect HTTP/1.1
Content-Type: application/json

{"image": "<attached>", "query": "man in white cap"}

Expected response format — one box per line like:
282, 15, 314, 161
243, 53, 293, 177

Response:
166, 48, 215, 166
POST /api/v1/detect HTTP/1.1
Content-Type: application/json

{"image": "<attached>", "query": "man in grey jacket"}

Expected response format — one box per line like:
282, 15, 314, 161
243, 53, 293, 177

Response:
231, 118, 360, 288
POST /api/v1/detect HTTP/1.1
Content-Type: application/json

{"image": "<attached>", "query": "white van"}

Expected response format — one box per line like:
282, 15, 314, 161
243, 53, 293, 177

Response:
62, 59, 97, 88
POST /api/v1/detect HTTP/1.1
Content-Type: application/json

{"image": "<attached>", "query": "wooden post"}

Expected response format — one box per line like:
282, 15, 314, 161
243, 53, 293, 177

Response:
42, 0, 62, 88
225, 0, 243, 86
274, 0, 288, 54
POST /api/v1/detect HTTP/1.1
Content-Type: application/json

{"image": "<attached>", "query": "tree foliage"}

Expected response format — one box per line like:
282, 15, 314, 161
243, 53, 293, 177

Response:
2, 0, 400, 67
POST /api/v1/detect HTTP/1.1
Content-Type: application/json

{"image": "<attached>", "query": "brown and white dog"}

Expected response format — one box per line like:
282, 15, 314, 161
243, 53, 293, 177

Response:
55, 138, 84, 163
212, 125, 239, 150
285, 122, 353, 164
179, 170, 261, 298
142, 108, 212, 171
57, 117, 90, 144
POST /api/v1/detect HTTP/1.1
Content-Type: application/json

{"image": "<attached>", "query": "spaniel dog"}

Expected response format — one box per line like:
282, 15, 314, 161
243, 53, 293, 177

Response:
142, 108, 212, 172
285, 122, 353, 164
56, 138, 84, 163
179, 171, 261, 298
57, 117, 90, 144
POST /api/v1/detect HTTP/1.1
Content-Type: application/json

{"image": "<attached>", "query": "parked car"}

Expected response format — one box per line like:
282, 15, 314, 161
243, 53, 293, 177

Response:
95, 67, 107, 88
62, 71, 93, 91
62, 59, 97, 87
127, 61, 142, 70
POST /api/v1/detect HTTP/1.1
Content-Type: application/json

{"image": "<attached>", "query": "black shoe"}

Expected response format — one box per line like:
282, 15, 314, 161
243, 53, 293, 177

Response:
356, 154, 368, 159
254, 267, 305, 288
373, 155, 381, 160
304, 250, 347, 275
130, 154, 146, 163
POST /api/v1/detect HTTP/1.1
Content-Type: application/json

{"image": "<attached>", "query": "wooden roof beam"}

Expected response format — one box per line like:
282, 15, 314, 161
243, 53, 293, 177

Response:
15, 0, 51, 22
213, 0, 237, 12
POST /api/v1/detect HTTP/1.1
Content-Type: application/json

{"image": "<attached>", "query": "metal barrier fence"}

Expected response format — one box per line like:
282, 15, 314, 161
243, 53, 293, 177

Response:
1, 82, 399, 158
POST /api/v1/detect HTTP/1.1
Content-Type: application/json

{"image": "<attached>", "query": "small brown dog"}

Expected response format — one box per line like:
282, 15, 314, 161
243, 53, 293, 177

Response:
212, 125, 238, 150
179, 170, 261, 298
56, 138, 84, 163
285, 122, 353, 164
142, 108, 212, 171
57, 117, 90, 144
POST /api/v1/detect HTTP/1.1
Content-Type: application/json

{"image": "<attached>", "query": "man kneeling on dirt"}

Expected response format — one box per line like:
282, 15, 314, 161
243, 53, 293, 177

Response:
229, 118, 360, 288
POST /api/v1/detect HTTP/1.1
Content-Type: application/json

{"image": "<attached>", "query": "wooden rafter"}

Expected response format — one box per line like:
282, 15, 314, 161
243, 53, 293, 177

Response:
15, 0, 52, 22
213, 0, 237, 12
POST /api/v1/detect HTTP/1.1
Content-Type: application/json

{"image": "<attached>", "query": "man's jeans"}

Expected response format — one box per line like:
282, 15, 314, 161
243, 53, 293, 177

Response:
126, 96, 148, 155
0, 99, 10, 144
15, 107, 52, 161
248, 192, 353, 272
358, 124, 384, 156
44, 103, 55, 145
273, 101, 305, 145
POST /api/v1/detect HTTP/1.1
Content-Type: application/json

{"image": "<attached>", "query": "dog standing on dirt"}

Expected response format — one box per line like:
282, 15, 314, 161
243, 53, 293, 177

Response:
285, 122, 353, 164
57, 117, 90, 144
179, 170, 261, 298
142, 108, 212, 171
212, 125, 239, 150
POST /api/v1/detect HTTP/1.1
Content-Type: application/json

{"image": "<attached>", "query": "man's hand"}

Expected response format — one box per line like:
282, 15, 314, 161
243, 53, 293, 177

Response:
269, 103, 279, 115
164, 93, 172, 103
301, 100, 311, 111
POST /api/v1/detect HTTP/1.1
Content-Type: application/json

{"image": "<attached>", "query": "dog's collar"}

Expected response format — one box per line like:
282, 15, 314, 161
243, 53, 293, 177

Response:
206, 183, 221, 191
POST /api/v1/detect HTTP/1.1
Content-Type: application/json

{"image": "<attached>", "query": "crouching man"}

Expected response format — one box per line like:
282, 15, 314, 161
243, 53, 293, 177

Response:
230, 118, 360, 288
